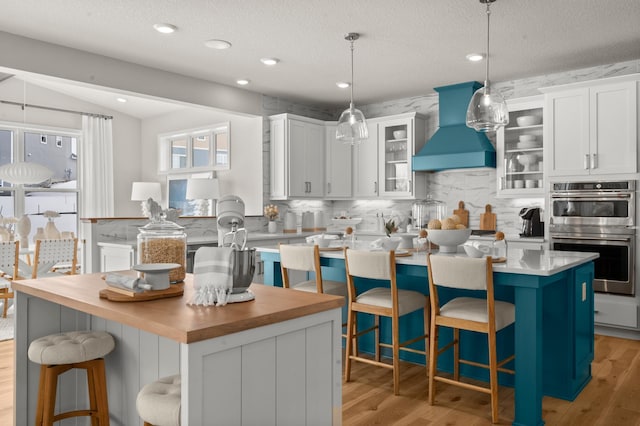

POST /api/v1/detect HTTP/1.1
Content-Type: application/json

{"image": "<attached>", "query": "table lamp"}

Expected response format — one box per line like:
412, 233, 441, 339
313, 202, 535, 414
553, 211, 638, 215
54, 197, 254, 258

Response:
131, 182, 162, 216
186, 178, 220, 216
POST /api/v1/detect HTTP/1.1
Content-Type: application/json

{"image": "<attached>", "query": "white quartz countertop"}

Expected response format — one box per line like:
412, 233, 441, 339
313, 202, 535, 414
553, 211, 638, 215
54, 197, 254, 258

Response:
256, 244, 597, 277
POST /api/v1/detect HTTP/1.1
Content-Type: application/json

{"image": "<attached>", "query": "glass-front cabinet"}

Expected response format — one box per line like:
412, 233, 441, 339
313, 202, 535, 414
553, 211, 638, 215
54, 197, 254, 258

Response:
496, 95, 544, 197
377, 113, 426, 199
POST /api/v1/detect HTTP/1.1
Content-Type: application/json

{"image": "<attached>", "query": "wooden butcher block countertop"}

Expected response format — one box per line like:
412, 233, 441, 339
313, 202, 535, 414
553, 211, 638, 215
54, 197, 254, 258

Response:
12, 273, 344, 344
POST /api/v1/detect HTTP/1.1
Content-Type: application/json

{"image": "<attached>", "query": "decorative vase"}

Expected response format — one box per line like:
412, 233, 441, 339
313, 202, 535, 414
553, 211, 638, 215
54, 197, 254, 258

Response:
268, 221, 277, 233
44, 219, 60, 239
17, 214, 31, 249
33, 227, 45, 243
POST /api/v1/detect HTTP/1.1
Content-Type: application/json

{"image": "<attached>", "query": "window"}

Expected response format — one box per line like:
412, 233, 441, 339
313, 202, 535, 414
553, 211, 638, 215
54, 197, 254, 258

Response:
159, 123, 230, 173
0, 124, 80, 242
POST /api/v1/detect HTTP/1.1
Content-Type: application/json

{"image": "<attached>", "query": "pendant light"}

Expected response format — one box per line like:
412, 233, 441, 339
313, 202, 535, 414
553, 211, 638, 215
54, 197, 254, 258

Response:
466, 0, 509, 132
336, 33, 368, 144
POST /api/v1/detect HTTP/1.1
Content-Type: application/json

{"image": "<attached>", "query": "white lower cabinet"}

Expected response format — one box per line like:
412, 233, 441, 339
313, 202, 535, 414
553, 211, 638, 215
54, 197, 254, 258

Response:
594, 293, 639, 329
98, 242, 135, 272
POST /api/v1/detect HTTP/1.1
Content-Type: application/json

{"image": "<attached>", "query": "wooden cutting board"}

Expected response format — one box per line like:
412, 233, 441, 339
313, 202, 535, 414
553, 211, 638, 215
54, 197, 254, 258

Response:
99, 283, 184, 302
480, 204, 496, 230
453, 200, 469, 228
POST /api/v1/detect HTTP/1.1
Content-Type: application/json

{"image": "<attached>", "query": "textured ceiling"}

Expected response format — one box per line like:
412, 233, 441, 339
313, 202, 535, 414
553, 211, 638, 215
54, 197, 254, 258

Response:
1, 0, 639, 112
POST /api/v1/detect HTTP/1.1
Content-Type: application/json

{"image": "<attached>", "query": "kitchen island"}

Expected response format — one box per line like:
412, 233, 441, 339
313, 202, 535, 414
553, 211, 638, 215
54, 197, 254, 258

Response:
258, 246, 598, 426
12, 274, 344, 425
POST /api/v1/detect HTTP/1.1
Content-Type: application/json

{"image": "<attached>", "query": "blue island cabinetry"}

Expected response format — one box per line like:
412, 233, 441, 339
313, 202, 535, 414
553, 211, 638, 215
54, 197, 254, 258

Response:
258, 247, 597, 426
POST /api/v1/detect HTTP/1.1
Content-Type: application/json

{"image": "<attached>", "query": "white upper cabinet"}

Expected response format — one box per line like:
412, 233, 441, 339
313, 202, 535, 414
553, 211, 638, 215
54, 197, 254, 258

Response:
377, 114, 426, 199
270, 114, 325, 200
324, 123, 352, 199
496, 95, 545, 197
352, 120, 379, 198
543, 75, 638, 177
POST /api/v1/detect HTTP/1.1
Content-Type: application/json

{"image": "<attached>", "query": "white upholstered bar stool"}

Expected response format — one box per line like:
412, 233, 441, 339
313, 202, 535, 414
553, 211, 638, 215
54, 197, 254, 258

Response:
279, 243, 348, 298
28, 330, 115, 426
344, 249, 429, 395
427, 254, 515, 424
136, 375, 181, 426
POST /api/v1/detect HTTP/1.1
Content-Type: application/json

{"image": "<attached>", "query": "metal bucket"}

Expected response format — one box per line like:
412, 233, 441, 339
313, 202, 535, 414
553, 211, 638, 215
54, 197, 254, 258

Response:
231, 248, 256, 293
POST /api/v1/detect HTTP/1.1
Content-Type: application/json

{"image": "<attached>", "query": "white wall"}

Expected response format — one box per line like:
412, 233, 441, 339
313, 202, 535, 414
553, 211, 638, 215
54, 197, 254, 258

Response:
0, 77, 142, 217
140, 108, 263, 215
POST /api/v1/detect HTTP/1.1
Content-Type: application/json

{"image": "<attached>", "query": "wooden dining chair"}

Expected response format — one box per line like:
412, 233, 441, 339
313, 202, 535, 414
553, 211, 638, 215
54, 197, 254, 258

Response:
30, 238, 78, 279
344, 248, 429, 395
426, 254, 515, 424
0, 240, 19, 318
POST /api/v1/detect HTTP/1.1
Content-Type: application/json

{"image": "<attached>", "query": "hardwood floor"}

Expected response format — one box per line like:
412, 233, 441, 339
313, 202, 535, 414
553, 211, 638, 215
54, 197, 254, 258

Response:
0, 334, 639, 425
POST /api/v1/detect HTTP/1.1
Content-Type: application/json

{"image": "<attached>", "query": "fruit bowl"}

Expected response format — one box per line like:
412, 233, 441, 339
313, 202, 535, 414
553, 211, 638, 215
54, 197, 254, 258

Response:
427, 229, 472, 253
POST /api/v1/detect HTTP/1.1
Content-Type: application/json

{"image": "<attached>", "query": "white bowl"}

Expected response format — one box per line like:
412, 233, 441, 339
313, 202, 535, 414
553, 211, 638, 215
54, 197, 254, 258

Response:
519, 134, 536, 142
517, 153, 539, 171
517, 115, 542, 127
427, 229, 472, 253
393, 130, 407, 139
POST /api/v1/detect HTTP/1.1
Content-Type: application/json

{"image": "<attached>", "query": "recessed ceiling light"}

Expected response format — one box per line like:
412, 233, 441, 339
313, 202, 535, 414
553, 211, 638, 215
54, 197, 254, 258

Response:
336, 82, 351, 89
204, 39, 232, 50
153, 23, 177, 34
116, 97, 127, 103
236, 79, 250, 86
466, 53, 485, 62
260, 58, 279, 66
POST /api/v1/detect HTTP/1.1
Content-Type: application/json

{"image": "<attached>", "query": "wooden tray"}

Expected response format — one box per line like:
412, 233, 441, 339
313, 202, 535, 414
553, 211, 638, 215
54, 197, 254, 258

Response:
99, 283, 184, 302
492, 257, 507, 263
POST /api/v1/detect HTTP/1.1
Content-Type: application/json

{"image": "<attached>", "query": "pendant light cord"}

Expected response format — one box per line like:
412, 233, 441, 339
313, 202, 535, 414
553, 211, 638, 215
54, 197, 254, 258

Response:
349, 38, 355, 109
484, 2, 492, 90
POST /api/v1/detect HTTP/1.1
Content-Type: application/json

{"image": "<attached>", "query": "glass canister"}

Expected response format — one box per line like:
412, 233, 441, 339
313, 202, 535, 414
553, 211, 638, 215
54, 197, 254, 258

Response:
412, 195, 446, 229
137, 217, 187, 283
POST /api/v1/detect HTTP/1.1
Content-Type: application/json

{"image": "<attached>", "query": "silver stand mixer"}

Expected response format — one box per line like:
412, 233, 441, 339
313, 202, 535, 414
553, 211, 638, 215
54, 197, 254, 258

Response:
216, 195, 256, 303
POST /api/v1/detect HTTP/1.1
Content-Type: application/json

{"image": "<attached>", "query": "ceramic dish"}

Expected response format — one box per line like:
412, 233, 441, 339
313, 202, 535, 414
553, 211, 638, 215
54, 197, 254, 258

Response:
517, 141, 542, 149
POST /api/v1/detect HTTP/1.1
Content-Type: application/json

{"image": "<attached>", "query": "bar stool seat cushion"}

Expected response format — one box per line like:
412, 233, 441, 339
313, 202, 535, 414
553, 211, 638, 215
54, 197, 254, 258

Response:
291, 279, 348, 297
137, 375, 181, 426
28, 330, 115, 365
441, 297, 515, 331
356, 287, 426, 316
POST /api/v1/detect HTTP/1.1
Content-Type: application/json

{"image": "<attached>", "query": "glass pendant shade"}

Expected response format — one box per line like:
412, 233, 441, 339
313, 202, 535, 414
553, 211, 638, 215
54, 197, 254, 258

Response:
336, 32, 368, 144
466, 84, 509, 132
466, 0, 508, 132
336, 103, 368, 144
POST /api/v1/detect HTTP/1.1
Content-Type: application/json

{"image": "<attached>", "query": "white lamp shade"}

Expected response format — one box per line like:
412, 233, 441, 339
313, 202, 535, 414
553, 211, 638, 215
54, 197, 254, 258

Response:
131, 182, 162, 201
0, 162, 53, 184
186, 178, 220, 200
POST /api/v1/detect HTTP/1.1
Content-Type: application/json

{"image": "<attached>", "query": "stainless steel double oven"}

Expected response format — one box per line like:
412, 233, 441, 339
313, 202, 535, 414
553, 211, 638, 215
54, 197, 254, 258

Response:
549, 180, 635, 296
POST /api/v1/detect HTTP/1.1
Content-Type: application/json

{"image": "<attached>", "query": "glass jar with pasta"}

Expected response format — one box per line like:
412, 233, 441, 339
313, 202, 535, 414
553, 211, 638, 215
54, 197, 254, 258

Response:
137, 216, 187, 283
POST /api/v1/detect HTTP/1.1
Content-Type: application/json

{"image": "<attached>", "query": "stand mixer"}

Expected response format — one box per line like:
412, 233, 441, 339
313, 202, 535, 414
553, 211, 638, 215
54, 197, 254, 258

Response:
215, 195, 256, 303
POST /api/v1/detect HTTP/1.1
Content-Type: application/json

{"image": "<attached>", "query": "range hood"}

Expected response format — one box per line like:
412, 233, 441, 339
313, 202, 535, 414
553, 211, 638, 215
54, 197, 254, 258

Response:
412, 81, 496, 171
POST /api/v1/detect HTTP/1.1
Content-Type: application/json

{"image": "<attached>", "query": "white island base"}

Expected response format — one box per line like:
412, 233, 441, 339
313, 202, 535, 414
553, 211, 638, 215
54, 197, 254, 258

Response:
13, 276, 344, 425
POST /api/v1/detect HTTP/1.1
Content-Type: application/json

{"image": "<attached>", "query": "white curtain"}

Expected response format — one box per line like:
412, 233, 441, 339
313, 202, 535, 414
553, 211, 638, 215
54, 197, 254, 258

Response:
81, 116, 114, 217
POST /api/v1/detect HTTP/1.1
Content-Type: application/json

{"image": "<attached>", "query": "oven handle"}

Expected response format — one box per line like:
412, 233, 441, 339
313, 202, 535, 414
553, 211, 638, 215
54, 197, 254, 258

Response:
551, 235, 632, 243
551, 193, 633, 200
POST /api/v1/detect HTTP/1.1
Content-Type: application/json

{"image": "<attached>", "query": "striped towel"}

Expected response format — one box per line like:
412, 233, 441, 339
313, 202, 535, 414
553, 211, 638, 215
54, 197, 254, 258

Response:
189, 247, 234, 306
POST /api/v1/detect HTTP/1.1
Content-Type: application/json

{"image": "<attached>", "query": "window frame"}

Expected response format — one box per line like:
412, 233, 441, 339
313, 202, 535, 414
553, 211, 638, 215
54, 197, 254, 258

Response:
158, 122, 230, 174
